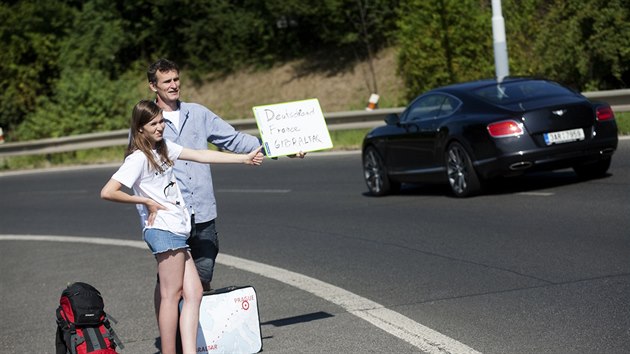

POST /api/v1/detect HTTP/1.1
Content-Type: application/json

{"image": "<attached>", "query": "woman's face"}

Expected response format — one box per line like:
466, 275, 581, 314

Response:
140, 113, 165, 146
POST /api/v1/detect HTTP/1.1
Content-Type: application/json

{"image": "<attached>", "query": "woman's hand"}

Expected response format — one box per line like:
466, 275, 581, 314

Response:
145, 199, 167, 226
245, 146, 264, 165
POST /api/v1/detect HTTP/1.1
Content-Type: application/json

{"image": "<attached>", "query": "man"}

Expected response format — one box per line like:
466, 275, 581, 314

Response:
147, 58, 255, 292
147, 58, 304, 294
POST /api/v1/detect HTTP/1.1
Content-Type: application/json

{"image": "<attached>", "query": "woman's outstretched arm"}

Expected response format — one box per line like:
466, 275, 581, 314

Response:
178, 146, 264, 165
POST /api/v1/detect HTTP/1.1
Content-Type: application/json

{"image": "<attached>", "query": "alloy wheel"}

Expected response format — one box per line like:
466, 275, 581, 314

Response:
445, 142, 481, 197
363, 147, 389, 196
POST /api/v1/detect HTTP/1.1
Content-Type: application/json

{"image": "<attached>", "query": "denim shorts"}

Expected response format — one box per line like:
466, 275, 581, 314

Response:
143, 228, 190, 255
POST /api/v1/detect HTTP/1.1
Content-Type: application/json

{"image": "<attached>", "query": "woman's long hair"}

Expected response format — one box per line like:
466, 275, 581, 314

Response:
126, 100, 173, 173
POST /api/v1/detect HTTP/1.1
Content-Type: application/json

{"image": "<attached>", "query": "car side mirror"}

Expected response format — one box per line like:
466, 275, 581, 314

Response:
385, 113, 400, 126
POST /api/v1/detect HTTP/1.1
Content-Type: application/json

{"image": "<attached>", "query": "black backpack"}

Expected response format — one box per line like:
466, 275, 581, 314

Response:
55, 282, 123, 354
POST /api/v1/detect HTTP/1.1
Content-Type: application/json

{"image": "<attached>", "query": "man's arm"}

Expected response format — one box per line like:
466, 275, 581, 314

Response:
205, 111, 261, 153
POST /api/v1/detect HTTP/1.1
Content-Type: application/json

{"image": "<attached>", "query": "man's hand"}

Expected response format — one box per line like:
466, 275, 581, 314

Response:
288, 151, 306, 159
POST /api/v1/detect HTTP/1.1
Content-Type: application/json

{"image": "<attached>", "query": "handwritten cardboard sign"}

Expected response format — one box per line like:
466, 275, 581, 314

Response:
253, 98, 333, 157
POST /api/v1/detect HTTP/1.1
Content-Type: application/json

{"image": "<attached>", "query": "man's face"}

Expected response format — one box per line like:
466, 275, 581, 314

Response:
150, 69, 180, 104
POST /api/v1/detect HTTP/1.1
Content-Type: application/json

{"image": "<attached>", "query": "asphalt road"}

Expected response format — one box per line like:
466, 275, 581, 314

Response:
1, 138, 629, 354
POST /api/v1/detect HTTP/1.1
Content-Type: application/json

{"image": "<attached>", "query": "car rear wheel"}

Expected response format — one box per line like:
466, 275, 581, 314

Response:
573, 157, 611, 179
445, 142, 482, 197
363, 146, 398, 196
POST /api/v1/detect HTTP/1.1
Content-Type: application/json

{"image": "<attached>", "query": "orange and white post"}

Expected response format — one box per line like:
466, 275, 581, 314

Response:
366, 93, 379, 111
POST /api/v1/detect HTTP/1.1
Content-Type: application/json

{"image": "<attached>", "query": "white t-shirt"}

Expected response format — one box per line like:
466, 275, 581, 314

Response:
111, 140, 191, 237
163, 110, 180, 131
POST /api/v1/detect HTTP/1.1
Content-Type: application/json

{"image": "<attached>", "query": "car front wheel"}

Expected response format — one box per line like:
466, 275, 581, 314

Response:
445, 142, 482, 197
363, 146, 397, 196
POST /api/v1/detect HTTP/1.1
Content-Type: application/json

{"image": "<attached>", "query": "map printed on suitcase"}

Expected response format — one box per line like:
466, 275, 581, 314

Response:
185, 285, 262, 353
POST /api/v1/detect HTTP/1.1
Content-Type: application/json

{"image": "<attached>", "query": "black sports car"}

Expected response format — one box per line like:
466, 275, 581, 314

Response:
362, 77, 618, 197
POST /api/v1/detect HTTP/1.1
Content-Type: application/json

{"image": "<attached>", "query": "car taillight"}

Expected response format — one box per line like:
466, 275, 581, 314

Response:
487, 120, 524, 138
596, 106, 615, 121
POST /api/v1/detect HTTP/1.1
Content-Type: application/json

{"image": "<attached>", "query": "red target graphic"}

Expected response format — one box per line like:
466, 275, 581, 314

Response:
242, 300, 250, 310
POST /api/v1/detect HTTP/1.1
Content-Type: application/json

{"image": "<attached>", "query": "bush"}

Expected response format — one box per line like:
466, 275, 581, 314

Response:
16, 69, 141, 140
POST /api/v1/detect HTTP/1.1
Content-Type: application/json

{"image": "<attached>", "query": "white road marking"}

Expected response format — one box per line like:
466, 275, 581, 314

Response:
517, 192, 554, 196
1, 234, 481, 354
219, 254, 482, 354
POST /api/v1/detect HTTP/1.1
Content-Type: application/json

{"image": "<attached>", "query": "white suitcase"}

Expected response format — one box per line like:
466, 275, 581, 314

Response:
185, 285, 262, 353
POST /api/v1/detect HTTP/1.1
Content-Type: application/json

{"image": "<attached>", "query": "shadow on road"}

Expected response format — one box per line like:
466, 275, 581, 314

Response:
361, 169, 613, 198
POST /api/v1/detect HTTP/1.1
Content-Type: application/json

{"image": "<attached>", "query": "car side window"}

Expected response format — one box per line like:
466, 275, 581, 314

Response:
436, 96, 459, 118
402, 95, 447, 123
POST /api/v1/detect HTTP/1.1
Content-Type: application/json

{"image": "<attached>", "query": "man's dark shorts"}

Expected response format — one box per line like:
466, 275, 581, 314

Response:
187, 216, 219, 284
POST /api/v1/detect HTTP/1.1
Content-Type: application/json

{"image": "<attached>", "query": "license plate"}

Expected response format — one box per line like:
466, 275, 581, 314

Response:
543, 128, 585, 145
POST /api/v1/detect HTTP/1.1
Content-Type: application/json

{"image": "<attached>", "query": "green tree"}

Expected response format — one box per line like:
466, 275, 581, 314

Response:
396, 0, 494, 99
0, 0, 75, 139
16, 0, 142, 140
59, 0, 130, 77
178, 0, 268, 76
261, 0, 398, 58
6, 0, 630, 142
501, 0, 549, 77
532, 0, 630, 90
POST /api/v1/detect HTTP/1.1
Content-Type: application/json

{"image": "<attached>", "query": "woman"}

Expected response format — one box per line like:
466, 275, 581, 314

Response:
101, 100, 263, 354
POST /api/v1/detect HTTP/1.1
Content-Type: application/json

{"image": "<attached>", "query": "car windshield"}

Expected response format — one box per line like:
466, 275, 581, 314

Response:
471, 80, 578, 105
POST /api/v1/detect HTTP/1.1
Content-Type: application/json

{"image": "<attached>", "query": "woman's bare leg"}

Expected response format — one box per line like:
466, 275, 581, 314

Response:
156, 249, 186, 354
179, 251, 203, 353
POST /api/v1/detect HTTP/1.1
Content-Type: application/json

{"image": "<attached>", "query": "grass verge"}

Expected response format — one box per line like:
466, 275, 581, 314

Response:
0, 146, 126, 171
615, 111, 630, 134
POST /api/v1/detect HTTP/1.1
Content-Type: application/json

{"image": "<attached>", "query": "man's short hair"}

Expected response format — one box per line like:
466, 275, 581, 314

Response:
147, 59, 179, 84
